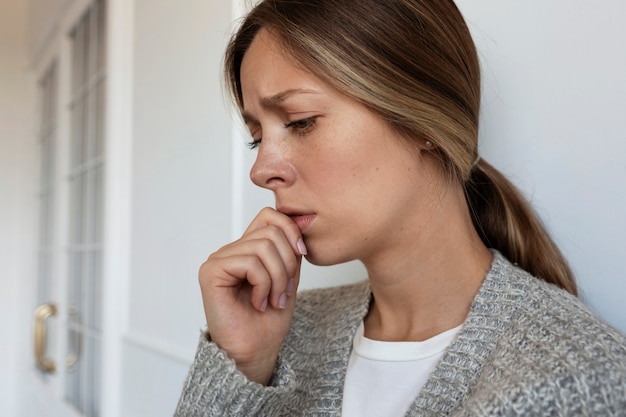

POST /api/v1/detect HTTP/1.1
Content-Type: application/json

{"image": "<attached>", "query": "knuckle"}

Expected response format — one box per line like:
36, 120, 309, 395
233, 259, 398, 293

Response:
253, 207, 275, 223
198, 258, 219, 281
263, 224, 282, 238
198, 259, 212, 277
257, 237, 276, 252
247, 254, 264, 270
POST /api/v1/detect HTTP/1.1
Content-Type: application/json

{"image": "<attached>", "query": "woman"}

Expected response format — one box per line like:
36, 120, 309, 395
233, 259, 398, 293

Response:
175, 0, 626, 415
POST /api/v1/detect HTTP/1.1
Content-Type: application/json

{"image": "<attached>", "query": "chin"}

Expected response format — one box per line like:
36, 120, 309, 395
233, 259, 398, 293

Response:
303, 245, 355, 267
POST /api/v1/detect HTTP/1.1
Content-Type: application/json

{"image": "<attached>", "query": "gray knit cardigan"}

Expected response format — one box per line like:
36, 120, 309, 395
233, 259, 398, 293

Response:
175, 252, 626, 416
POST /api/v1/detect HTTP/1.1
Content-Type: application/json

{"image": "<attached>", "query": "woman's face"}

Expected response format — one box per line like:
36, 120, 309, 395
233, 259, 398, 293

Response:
240, 30, 439, 267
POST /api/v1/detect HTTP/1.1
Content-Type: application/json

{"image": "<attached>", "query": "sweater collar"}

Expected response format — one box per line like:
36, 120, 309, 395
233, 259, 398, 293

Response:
325, 251, 529, 416
407, 251, 529, 416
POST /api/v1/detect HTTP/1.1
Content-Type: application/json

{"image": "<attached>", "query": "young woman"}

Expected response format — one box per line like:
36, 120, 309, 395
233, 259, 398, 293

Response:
175, 0, 626, 415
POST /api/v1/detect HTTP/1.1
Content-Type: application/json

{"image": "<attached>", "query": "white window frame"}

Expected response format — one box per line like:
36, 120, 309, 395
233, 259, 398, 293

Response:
29, 0, 133, 416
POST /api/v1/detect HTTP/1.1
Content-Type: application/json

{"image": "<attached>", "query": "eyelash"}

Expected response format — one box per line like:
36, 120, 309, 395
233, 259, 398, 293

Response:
247, 117, 318, 150
285, 117, 317, 133
247, 138, 262, 150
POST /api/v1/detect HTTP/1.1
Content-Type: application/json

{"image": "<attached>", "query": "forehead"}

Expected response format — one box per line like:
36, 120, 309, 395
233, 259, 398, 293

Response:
240, 29, 327, 103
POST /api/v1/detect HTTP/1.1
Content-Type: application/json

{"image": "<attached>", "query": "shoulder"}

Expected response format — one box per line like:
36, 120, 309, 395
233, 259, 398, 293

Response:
510, 267, 626, 368
462, 254, 626, 414
489, 254, 626, 370
483, 252, 626, 362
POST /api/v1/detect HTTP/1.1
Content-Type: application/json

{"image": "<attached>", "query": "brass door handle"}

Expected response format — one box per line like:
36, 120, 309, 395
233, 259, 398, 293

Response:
34, 303, 57, 373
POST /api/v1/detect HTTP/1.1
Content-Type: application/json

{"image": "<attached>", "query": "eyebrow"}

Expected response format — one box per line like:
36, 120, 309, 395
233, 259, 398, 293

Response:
242, 88, 322, 124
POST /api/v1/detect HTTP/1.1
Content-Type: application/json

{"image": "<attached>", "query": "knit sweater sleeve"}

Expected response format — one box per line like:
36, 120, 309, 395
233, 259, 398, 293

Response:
174, 335, 296, 417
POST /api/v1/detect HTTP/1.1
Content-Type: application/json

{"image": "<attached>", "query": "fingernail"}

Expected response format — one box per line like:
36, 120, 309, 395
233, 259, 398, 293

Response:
297, 238, 308, 255
278, 292, 287, 309
260, 298, 268, 312
286, 278, 295, 296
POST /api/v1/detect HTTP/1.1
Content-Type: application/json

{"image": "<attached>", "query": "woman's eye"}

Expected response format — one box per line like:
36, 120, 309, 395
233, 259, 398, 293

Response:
247, 138, 261, 150
246, 117, 317, 149
284, 117, 317, 134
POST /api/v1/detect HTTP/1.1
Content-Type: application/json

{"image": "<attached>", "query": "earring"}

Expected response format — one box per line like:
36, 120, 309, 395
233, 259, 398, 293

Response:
425, 140, 433, 148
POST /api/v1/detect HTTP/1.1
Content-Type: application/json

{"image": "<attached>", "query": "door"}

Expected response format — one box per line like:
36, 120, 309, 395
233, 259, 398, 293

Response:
19, 1, 107, 416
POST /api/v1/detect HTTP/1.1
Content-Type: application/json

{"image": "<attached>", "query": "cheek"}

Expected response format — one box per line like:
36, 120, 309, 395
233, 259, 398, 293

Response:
300, 114, 400, 196
311, 149, 371, 196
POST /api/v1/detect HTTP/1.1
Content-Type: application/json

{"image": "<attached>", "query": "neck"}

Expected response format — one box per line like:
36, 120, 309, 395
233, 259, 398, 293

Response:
362, 187, 492, 342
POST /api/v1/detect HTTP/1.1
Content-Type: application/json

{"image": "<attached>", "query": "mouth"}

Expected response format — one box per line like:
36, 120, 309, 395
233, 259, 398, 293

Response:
289, 213, 316, 233
278, 208, 317, 233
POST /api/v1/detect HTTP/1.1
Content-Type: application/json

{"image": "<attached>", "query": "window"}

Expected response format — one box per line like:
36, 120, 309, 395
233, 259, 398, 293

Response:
66, 1, 106, 415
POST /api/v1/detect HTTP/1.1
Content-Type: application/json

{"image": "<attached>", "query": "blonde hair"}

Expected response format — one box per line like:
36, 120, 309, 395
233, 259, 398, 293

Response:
225, 0, 577, 295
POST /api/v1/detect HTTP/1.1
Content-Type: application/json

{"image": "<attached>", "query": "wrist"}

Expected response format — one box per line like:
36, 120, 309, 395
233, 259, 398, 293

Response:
235, 353, 278, 385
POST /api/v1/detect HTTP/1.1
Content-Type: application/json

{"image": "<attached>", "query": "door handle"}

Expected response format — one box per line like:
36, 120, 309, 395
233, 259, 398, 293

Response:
66, 305, 81, 371
34, 303, 57, 373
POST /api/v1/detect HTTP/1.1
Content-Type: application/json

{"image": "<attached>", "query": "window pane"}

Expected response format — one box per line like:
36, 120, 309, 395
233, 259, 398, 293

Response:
66, 1, 105, 415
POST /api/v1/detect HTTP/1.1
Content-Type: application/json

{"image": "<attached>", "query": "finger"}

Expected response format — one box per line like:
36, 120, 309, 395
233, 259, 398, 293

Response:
218, 238, 296, 310
241, 237, 292, 309
244, 207, 307, 256
203, 235, 299, 311
200, 254, 273, 312
216, 226, 300, 285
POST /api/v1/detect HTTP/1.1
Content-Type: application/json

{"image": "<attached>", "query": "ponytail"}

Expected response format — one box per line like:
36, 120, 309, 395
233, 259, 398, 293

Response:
465, 159, 577, 295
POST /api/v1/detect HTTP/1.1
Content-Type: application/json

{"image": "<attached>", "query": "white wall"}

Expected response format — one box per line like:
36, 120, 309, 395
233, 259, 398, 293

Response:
456, 0, 626, 332
0, 0, 36, 416
121, 0, 235, 415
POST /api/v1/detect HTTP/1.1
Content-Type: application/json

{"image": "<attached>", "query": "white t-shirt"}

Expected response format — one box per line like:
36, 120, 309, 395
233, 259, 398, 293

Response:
342, 322, 461, 417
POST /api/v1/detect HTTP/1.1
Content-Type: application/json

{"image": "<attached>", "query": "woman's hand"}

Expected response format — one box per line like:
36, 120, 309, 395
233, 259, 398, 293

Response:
198, 207, 306, 385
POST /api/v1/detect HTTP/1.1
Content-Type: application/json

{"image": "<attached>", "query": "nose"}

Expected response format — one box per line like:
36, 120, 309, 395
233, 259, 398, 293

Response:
249, 141, 297, 190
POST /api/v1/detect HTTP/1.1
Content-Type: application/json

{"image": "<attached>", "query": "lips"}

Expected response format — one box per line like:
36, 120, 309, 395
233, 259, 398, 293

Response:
289, 213, 316, 233
278, 207, 317, 233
